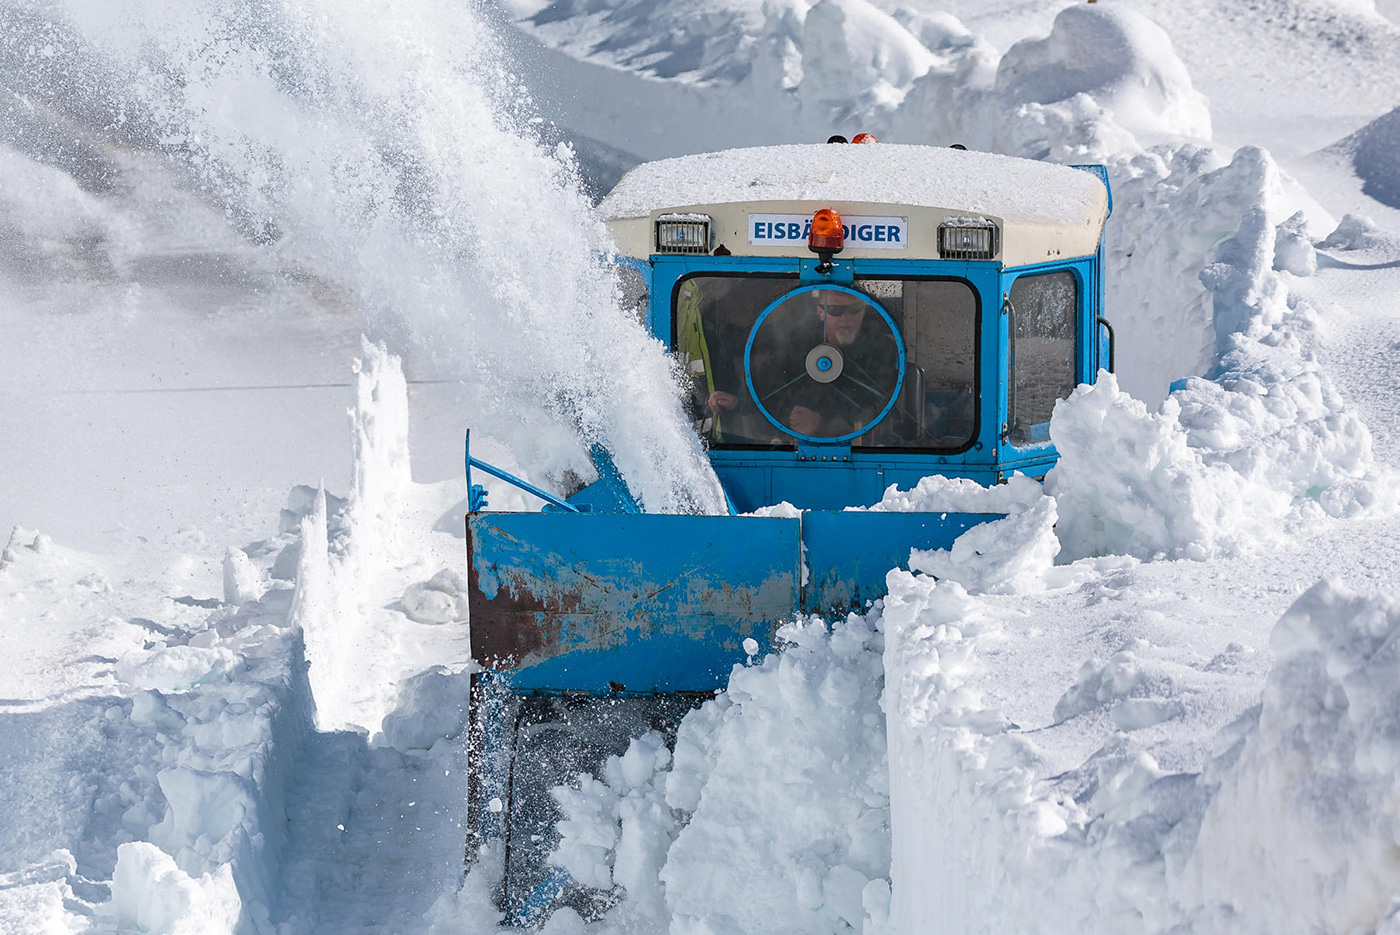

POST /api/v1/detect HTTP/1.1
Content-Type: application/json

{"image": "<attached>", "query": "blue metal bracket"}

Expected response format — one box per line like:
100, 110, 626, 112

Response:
799, 258, 854, 283
464, 431, 580, 514
587, 444, 641, 514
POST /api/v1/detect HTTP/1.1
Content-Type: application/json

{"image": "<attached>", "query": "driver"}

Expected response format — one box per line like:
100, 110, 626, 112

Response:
709, 286, 899, 442
785, 288, 897, 437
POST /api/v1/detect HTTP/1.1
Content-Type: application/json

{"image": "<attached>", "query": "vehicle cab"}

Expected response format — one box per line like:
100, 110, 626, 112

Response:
599, 142, 1113, 512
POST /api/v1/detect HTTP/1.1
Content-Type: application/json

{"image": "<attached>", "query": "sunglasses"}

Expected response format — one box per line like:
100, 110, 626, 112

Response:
818, 301, 866, 318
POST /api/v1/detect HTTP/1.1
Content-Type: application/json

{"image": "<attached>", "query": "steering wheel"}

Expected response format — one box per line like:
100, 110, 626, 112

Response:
743, 284, 906, 443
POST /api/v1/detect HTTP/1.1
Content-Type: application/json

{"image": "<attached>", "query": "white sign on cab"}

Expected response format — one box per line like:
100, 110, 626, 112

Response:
747, 213, 908, 249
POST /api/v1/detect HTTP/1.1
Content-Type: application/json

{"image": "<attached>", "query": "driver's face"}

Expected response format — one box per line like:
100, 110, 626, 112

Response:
818, 292, 867, 347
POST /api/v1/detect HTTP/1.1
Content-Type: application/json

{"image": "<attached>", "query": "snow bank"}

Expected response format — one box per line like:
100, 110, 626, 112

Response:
1048, 144, 1393, 560
117, 604, 313, 933
551, 615, 890, 934
0, 344, 480, 933
883, 549, 1400, 935
992, 6, 1211, 145
880, 573, 1072, 935
893, 5, 1205, 164
797, 0, 935, 111
514, 2, 1206, 169
0, 519, 316, 934
293, 339, 475, 733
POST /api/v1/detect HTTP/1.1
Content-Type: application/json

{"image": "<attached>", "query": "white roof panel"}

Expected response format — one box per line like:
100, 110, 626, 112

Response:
599, 143, 1107, 231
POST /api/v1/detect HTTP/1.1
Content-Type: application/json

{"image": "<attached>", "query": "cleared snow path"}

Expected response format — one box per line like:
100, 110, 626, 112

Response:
272, 731, 469, 935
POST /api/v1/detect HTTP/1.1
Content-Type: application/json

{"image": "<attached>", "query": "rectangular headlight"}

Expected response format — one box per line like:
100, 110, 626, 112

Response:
656, 214, 712, 255
938, 221, 996, 260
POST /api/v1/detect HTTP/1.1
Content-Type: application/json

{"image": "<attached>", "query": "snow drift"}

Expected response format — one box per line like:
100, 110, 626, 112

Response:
1326, 105, 1400, 210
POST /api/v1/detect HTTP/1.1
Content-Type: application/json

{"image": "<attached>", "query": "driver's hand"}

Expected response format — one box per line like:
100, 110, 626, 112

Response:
788, 405, 821, 436
708, 391, 739, 412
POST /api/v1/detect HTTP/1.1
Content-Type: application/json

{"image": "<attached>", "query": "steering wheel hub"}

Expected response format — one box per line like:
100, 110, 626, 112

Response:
805, 344, 844, 383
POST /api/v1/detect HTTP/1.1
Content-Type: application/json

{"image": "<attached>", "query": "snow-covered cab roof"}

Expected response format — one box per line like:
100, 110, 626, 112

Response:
599, 144, 1109, 267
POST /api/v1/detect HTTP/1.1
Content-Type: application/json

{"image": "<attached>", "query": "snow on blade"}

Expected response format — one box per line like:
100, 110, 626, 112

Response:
550, 615, 890, 935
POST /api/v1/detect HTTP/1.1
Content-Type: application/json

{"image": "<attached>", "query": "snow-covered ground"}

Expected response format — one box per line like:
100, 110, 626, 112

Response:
4, 0, 1400, 932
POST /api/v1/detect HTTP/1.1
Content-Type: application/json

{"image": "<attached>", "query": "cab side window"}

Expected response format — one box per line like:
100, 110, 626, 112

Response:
1009, 271, 1077, 445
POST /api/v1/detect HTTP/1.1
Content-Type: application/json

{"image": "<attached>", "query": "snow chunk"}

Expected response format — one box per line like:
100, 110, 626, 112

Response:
105, 842, 240, 935
743, 500, 801, 519
909, 496, 1060, 594
1046, 373, 1286, 561
1272, 210, 1317, 276
150, 767, 258, 859
117, 646, 243, 694
222, 547, 264, 606
1319, 213, 1400, 257
400, 569, 469, 625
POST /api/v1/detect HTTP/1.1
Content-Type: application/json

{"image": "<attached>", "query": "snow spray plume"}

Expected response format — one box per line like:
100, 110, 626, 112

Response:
6, 0, 724, 513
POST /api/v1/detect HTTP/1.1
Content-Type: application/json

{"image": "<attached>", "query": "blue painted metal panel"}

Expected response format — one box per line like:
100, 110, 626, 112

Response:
711, 460, 1005, 513
468, 513, 800, 693
801, 510, 1001, 613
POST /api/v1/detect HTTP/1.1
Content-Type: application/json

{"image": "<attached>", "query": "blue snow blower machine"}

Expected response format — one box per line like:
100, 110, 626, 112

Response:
464, 141, 1112, 923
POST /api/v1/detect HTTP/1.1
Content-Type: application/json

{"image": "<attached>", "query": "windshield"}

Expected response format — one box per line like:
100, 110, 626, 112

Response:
674, 275, 978, 451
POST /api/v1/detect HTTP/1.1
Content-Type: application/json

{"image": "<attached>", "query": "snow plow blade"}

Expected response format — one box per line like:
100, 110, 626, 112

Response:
467, 512, 802, 693
466, 509, 996, 692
